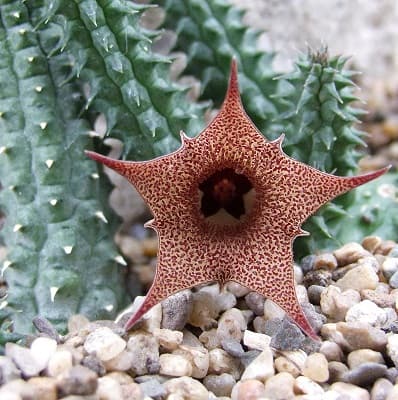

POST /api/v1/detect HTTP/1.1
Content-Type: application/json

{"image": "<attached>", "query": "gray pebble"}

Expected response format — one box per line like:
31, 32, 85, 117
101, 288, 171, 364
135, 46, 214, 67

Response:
371, 378, 393, 400
389, 270, 398, 289
5, 343, 42, 378
300, 255, 316, 273
263, 318, 284, 336
32, 316, 60, 342
127, 333, 160, 376
341, 362, 387, 387
307, 285, 325, 305
303, 269, 333, 287
252, 316, 266, 333
328, 361, 349, 383
388, 247, 398, 257
239, 350, 261, 368
161, 290, 192, 330
203, 373, 236, 397
139, 378, 166, 399
0, 356, 20, 385
81, 355, 106, 377
221, 338, 245, 358
301, 337, 322, 355
57, 365, 98, 397
301, 302, 326, 334
270, 318, 306, 351
244, 292, 265, 316
385, 367, 398, 383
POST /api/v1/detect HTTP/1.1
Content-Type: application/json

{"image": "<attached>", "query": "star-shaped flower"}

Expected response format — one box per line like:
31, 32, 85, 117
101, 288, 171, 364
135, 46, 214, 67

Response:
86, 61, 388, 339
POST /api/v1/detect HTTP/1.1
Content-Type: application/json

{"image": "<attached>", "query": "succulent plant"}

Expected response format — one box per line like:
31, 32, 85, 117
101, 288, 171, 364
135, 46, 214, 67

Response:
0, 0, 128, 334
87, 62, 388, 339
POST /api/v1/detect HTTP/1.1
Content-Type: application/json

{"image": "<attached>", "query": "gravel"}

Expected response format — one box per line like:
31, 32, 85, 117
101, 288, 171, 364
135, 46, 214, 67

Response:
2, 236, 398, 399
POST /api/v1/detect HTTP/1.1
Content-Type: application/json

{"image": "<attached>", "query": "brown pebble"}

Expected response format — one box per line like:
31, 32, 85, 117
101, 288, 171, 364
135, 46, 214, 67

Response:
362, 236, 383, 254
313, 253, 338, 270
56, 365, 98, 397
334, 243, 371, 266
28, 377, 57, 400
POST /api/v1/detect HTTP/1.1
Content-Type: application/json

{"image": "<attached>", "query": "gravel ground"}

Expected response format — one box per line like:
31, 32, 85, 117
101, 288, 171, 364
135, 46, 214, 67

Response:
1, 236, 398, 399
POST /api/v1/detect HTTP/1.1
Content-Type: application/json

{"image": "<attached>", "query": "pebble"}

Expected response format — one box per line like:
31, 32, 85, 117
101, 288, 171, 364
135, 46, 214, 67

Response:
263, 372, 295, 400
319, 341, 344, 362
103, 349, 134, 371
362, 236, 383, 253
96, 376, 123, 400
0, 379, 38, 399
244, 292, 265, 315
127, 332, 160, 375
81, 355, 106, 376
164, 376, 209, 400
241, 347, 274, 381
220, 338, 245, 357
346, 300, 397, 328
203, 373, 236, 397
47, 350, 73, 377
0, 356, 21, 384
226, 282, 250, 298
361, 289, 396, 308
28, 376, 57, 400
335, 263, 379, 291
84, 327, 126, 362
153, 328, 183, 351
199, 329, 221, 350
139, 377, 165, 398
263, 299, 286, 320
341, 362, 387, 387
122, 382, 143, 399
217, 308, 247, 342
230, 379, 265, 400
387, 385, 398, 400
295, 376, 324, 395
302, 352, 329, 382
330, 382, 370, 400
347, 349, 385, 369
303, 269, 332, 287
382, 258, 398, 280
57, 365, 98, 397
389, 270, 398, 289
307, 285, 325, 305
334, 242, 371, 265
371, 378, 393, 400
242, 330, 271, 351
314, 253, 338, 270
161, 290, 192, 330
188, 290, 219, 329
274, 355, 301, 377
386, 334, 398, 367
320, 285, 361, 321
67, 315, 90, 334
5, 343, 42, 378
301, 302, 326, 333
159, 353, 192, 377
173, 344, 209, 379
30, 337, 57, 372
32, 316, 60, 342
270, 318, 306, 350
208, 348, 241, 379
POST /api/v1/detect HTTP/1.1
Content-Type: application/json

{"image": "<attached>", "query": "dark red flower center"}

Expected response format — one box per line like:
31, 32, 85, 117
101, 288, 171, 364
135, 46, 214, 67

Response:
199, 168, 253, 220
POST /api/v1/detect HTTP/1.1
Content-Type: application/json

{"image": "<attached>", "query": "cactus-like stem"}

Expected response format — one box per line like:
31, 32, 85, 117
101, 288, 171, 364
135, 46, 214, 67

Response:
0, 0, 128, 334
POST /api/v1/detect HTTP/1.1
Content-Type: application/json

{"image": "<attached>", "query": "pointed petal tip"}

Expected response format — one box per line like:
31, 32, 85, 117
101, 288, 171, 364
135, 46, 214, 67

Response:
224, 57, 241, 105
352, 164, 391, 187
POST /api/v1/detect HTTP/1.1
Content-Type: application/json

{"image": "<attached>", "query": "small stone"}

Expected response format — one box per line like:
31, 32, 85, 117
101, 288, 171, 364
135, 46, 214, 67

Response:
208, 348, 241, 379
199, 328, 221, 350
217, 308, 247, 342
387, 385, 398, 400
389, 270, 398, 289
32, 316, 60, 342
0, 392, 22, 400
104, 349, 134, 372
385, 367, 398, 383
314, 253, 338, 270
5, 343, 42, 378
188, 289, 219, 329
96, 376, 123, 400
294, 264, 304, 283
226, 282, 250, 297
164, 376, 208, 400
334, 242, 371, 266
252, 316, 266, 333
336, 322, 387, 351
220, 338, 245, 357
0, 356, 20, 384
159, 354, 192, 377
301, 302, 326, 333
302, 352, 329, 382
231, 379, 265, 400
161, 290, 192, 330
122, 382, 143, 400
0, 379, 38, 399
126, 332, 160, 375
84, 327, 126, 362
242, 330, 271, 351
387, 334, 398, 367
30, 337, 57, 372
330, 382, 370, 400
274, 355, 301, 377
307, 285, 325, 305
270, 318, 306, 350
153, 328, 183, 351
342, 362, 387, 387
383, 258, 398, 281
67, 315, 90, 334
244, 292, 265, 315
57, 365, 98, 397
361, 289, 395, 308
371, 378, 393, 400
296, 284, 309, 303
139, 377, 165, 398
47, 350, 73, 377
345, 299, 397, 328
203, 373, 235, 397
263, 299, 285, 320
320, 285, 361, 321
241, 347, 274, 381
328, 361, 350, 383
28, 377, 57, 400
295, 376, 324, 395
173, 344, 209, 379
336, 263, 379, 291
362, 236, 383, 253
263, 372, 295, 400
303, 269, 333, 287
301, 255, 316, 273
81, 355, 106, 376
320, 341, 344, 362
348, 349, 385, 369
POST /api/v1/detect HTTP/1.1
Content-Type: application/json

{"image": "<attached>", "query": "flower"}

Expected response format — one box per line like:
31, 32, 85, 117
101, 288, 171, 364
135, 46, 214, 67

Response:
86, 60, 388, 339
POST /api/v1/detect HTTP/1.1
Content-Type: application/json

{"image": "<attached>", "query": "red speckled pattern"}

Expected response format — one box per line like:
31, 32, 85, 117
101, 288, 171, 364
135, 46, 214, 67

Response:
86, 60, 389, 340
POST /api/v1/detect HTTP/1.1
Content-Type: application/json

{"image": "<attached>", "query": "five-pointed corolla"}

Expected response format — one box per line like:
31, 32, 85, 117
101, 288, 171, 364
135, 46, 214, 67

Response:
86, 60, 389, 339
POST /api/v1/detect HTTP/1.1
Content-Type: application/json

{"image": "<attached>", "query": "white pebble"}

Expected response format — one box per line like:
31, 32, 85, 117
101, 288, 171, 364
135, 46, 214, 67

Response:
30, 337, 57, 372
164, 376, 208, 400
335, 263, 379, 291
217, 308, 247, 342
330, 382, 370, 400
387, 334, 398, 368
159, 354, 192, 377
295, 376, 324, 395
347, 349, 384, 369
302, 353, 329, 383
104, 350, 134, 372
345, 300, 396, 328
242, 330, 271, 351
84, 327, 126, 362
263, 372, 295, 400
320, 285, 360, 321
241, 347, 274, 382
96, 376, 123, 400
153, 328, 183, 351
173, 345, 209, 379
46, 351, 73, 377
263, 299, 285, 320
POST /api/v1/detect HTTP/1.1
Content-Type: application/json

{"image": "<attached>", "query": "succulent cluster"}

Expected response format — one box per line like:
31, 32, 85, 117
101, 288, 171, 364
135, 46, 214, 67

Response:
0, 0, 396, 338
